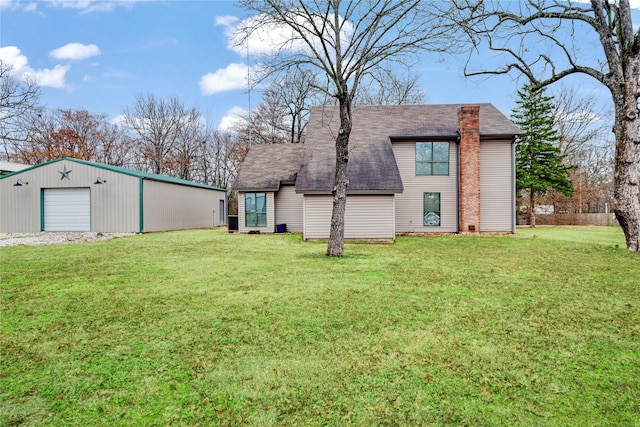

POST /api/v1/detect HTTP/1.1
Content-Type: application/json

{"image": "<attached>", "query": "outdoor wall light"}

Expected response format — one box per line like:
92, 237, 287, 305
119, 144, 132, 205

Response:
94, 177, 107, 184
13, 179, 28, 187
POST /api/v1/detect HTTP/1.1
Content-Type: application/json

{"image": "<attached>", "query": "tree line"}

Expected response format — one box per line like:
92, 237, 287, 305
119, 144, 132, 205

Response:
2, 57, 616, 225
0, 60, 425, 212
0, 60, 426, 183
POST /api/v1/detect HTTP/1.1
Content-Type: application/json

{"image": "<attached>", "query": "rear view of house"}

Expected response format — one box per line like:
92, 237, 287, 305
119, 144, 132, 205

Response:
232, 104, 523, 240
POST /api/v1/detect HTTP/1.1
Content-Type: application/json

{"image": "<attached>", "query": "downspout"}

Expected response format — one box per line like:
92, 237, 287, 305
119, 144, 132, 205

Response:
455, 134, 460, 233
511, 138, 516, 233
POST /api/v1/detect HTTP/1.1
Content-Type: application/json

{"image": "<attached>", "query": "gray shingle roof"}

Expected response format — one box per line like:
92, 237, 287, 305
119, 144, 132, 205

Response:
295, 106, 405, 193
296, 104, 521, 192
232, 143, 304, 191
234, 104, 522, 193
381, 103, 523, 139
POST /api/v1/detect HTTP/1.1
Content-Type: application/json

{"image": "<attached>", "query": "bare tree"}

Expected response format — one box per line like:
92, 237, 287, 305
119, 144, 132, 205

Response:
169, 107, 205, 181
449, 0, 640, 251
354, 66, 426, 106
276, 67, 319, 143
0, 61, 42, 158
238, 0, 451, 256
552, 85, 611, 164
234, 68, 320, 146
253, 88, 291, 144
546, 85, 614, 214
123, 94, 200, 176
208, 130, 238, 189
93, 120, 133, 168
6, 108, 131, 166
232, 94, 290, 146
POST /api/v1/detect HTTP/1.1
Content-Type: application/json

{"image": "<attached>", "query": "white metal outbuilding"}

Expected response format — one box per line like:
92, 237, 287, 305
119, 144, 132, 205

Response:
0, 158, 227, 233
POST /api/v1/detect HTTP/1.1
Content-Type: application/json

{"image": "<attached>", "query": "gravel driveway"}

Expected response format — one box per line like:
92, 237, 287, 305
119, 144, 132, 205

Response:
0, 232, 136, 247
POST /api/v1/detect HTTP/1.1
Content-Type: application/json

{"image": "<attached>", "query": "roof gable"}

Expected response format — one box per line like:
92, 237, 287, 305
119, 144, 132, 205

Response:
296, 104, 520, 193
232, 144, 305, 191
0, 157, 225, 191
296, 107, 404, 193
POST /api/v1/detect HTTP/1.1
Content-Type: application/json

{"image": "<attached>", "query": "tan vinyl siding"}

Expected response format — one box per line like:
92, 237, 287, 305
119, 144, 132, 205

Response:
143, 180, 224, 232
303, 194, 395, 240
392, 141, 458, 233
0, 160, 139, 233
238, 191, 276, 233
302, 195, 332, 239
275, 185, 303, 232
480, 140, 514, 232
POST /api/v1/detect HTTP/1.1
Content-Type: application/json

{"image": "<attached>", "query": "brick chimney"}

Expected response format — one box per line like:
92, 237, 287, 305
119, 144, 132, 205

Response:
458, 106, 481, 233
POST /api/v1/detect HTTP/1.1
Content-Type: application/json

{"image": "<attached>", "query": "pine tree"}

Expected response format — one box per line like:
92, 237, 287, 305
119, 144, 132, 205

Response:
512, 84, 574, 227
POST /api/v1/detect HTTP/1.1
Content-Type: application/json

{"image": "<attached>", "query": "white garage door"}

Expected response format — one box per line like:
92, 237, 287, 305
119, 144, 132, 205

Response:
44, 188, 91, 231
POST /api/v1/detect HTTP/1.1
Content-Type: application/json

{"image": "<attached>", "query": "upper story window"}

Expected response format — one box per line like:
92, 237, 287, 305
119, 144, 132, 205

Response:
416, 142, 449, 176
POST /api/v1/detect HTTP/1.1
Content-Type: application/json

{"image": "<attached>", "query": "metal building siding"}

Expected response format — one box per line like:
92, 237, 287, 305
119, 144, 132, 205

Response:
237, 191, 276, 233
392, 141, 458, 233
480, 140, 515, 232
302, 194, 395, 240
275, 185, 303, 232
0, 160, 139, 232
142, 180, 225, 232
1, 172, 40, 232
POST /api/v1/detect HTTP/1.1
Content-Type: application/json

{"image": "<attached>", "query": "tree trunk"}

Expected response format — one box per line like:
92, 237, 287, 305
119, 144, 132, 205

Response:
612, 101, 640, 252
326, 97, 352, 257
529, 189, 536, 228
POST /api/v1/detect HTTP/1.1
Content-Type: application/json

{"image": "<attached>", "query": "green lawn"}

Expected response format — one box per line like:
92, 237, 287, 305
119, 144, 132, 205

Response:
1, 227, 638, 426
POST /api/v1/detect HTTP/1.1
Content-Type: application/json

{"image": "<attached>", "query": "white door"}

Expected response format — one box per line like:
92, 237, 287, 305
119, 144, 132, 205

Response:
44, 188, 91, 231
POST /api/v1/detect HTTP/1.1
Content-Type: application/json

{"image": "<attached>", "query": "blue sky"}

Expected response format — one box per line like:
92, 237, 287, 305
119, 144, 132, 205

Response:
0, 0, 637, 131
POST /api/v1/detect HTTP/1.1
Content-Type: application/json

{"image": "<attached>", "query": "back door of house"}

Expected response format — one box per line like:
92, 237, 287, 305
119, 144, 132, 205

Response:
43, 188, 91, 231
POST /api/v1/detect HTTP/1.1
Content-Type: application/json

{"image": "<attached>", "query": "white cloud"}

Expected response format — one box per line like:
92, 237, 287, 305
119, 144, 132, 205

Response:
573, 0, 639, 9
110, 114, 127, 126
0, 0, 18, 10
200, 62, 252, 95
1, 0, 38, 12
0, 46, 69, 88
218, 106, 247, 132
227, 13, 354, 59
555, 109, 602, 124
1, 0, 149, 13
33, 64, 70, 88
50, 43, 100, 60
47, 0, 141, 13
215, 15, 239, 27
228, 15, 309, 58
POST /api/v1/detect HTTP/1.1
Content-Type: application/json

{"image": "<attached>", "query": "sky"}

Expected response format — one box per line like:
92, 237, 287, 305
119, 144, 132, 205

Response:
0, 0, 638, 132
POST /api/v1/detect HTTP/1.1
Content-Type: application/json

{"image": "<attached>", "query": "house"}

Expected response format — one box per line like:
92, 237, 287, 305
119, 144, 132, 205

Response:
0, 162, 29, 176
232, 104, 523, 241
0, 157, 227, 233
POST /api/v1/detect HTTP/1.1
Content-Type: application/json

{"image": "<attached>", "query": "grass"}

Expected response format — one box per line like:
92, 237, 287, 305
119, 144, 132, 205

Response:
1, 226, 638, 426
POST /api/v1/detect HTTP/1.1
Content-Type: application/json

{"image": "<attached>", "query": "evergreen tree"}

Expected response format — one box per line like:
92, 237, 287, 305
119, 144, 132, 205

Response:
512, 84, 574, 227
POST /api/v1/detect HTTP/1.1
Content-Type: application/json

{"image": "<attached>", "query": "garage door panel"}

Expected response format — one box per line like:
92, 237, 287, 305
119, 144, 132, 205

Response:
44, 188, 91, 231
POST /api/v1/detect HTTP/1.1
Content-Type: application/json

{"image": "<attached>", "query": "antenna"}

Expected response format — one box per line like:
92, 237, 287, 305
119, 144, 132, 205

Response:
247, 36, 253, 146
